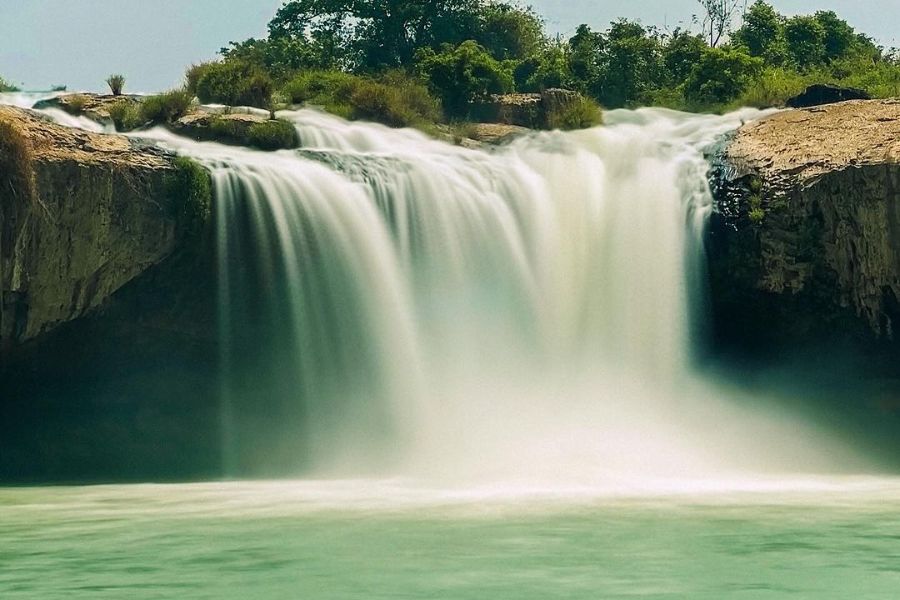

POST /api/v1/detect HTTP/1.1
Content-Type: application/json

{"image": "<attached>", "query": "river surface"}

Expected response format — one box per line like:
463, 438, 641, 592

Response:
2, 479, 900, 599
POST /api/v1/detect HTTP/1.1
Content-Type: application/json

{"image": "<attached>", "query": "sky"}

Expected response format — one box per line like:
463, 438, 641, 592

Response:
1, 0, 897, 92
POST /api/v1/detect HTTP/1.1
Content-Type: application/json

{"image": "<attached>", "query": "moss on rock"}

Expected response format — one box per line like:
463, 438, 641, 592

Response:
166, 157, 212, 238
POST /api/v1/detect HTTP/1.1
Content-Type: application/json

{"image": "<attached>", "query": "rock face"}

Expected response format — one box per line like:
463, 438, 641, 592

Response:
0, 105, 178, 347
786, 84, 872, 108
710, 99, 900, 350
473, 89, 581, 129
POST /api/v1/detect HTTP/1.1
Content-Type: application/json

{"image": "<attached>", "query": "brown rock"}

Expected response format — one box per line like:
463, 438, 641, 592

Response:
0, 105, 178, 346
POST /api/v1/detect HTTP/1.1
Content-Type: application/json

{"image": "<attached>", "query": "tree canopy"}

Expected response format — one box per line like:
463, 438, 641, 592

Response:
207, 0, 900, 120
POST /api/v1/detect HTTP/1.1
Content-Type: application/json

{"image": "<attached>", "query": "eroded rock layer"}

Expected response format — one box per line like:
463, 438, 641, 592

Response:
0, 105, 177, 346
711, 99, 900, 349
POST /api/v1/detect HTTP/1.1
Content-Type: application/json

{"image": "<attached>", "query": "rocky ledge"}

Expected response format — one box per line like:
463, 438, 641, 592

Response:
0, 105, 185, 347
711, 99, 900, 351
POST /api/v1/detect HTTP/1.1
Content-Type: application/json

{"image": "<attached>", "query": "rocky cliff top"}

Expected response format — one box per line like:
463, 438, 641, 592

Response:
727, 99, 900, 182
0, 105, 169, 169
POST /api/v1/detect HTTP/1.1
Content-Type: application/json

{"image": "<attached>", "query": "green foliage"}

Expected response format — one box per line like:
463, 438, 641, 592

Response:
165, 157, 212, 237
283, 70, 441, 127
785, 16, 826, 70
520, 44, 570, 92
474, 4, 545, 62
732, 1, 784, 62
684, 47, 763, 106
106, 74, 126, 96
66, 94, 89, 113
195, 61, 274, 109
663, 30, 708, 83
246, 119, 300, 150
546, 96, 603, 131
221, 0, 899, 119
0, 77, 18, 92
108, 101, 144, 131
140, 90, 194, 124
416, 40, 513, 117
185, 62, 216, 95
221, 36, 337, 81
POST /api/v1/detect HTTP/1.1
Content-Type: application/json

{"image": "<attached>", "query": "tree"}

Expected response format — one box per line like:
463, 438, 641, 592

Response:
267, 0, 489, 71
663, 29, 708, 84
474, 3, 546, 62
684, 46, 762, 105
784, 15, 826, 69
416, 40, 513, 117
813, 11, 856, 61
696, 0, 742, 47
595, 20, 665, 108
732, 1, 784, 61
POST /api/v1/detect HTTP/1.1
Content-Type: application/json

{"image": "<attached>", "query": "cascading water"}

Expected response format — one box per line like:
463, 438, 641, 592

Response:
9, 92, 867, 486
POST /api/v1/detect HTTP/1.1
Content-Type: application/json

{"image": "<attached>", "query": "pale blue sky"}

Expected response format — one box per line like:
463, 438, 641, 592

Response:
1, 0, 896, 92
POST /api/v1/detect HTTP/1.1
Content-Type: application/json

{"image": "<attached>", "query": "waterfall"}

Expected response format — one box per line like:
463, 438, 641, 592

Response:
15, 97, 861, 485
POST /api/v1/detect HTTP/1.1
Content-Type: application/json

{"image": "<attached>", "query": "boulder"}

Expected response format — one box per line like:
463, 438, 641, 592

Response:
710, 99, 900, 349
786, 84, 871, 108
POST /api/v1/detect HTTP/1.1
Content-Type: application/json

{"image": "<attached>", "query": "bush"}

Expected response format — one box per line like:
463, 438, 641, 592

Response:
185, 62, 216, 95
416, 40, 514, 117
546, 96, 603, 130
737, 66, 814, 107
106, 74, 126, 96
195, 61, 274, 109
282, 70, 359, 116
65, 94, 90, 113
684, 47, 763, 107
140, 90, 194, 124
283, 70, 442, 128
165, 157, 212, 237
246, 119, 299, 150
108, 101, 145, 131
0, 77, 18, 92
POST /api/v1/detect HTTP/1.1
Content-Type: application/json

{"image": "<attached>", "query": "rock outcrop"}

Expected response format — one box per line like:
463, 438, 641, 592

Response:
786, 84, 871, 109
0, 105, 179, 347
472, 89, 582, 129
33, 93, 143, 125
711, 99, 900, 350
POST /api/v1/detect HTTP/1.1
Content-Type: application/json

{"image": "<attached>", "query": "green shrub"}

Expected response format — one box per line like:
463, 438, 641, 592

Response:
282, 70, 359, 116
106, 74, 126, 96
165, 157, 212, 237
65, 94, 90, 113
108, 101, 145, 131
282, 70, 442, 128
185, 62, 216, 95
195, 61, 274, 109
0, 121, 35, 204
140, 90, 194, 124
546, 96, 603, 130
0, 77, 18, 92
246, 119, 299, 150
415, 40, 514, 117
684, 48, 763, 107
737, 66, 814, 107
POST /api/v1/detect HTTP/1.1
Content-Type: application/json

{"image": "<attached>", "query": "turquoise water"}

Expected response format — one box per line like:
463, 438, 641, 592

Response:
2, 479, 900, 599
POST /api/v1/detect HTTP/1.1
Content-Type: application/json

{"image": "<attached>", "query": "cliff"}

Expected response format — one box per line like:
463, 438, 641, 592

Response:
710, 99, 900, 351
0, 105, 179, 347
